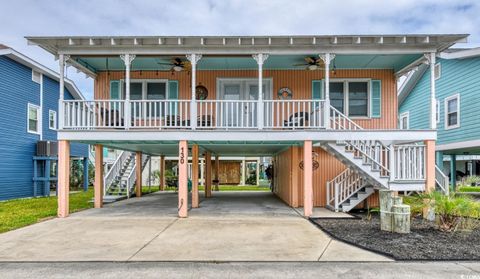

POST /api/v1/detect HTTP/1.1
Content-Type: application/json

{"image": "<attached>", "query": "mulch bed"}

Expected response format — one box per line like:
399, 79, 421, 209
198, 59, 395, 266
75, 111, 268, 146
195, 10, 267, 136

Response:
311, 213, 480, 260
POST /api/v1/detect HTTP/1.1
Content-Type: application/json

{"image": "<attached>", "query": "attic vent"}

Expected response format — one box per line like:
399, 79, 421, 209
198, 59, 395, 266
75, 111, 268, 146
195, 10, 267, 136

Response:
434, 63, 441, 80
32, 70, 42, 84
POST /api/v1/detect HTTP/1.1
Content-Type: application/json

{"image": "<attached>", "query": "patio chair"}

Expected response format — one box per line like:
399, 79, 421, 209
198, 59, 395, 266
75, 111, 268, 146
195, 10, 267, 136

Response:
283, 112, 309, 127
100, 109, 125, 127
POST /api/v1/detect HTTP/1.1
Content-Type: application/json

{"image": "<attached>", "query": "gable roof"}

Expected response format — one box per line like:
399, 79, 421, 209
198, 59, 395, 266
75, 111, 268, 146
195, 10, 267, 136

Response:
0, 45, 84, 100
398, 47, 480, 105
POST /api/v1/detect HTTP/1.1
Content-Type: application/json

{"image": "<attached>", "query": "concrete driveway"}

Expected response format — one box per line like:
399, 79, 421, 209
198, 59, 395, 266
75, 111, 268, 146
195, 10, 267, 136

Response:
0, 191, 389, 262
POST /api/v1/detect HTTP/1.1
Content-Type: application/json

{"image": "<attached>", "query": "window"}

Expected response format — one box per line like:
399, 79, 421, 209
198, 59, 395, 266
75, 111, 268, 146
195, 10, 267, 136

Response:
445, 94, 460, 129
348, 82, 368, 117
49, 110, 57, 130
436, 99, 440, 124
329, 80, 369, 117
399, 112, 409, 130
27, 103, 40, 134
146, 82, 167, 100
120, 80, 168, 100
434, 63, 441, 80
32, 70, 42, 84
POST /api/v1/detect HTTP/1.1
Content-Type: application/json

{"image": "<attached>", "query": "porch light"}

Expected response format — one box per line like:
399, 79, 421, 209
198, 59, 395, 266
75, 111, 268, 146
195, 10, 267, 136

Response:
307, 64, 318, 71
173, 65, 183, 72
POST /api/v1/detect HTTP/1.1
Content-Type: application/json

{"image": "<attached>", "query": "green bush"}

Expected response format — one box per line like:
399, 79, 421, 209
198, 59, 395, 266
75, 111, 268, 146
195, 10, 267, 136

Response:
423, 192, 480, 232
403, 195, 425, 218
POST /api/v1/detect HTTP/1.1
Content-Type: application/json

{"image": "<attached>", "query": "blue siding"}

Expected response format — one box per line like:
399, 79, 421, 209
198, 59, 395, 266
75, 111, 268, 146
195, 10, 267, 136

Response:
0, 56, 88, 201
400, 57, 480, 146
0, 56, 41, 200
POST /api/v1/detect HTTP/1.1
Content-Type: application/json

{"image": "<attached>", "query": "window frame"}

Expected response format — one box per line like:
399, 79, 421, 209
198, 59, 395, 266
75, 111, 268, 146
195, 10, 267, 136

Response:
444, 93, 460, 130
27, 103, 41, 135
48, 109, 57, 130
399, 111, 409, 130
329, 79, 371, 118
119, 79, 169, 100
436, 99, 440, 124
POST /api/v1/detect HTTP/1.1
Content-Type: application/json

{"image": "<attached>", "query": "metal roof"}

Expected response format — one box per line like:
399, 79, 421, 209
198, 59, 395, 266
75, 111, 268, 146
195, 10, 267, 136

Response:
26, 34, 468, 56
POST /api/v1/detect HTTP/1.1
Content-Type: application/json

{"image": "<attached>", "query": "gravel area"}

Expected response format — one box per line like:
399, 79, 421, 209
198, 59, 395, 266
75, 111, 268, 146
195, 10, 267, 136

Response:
311, 213, 480, 260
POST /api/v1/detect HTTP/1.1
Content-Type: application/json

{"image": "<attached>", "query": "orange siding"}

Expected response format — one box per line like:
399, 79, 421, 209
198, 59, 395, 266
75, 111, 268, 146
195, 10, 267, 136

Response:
95, 69, 397, 129
274, 146, 380, 208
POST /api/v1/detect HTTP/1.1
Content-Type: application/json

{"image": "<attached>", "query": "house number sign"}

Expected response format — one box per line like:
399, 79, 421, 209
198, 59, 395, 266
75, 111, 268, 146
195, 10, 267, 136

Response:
180, 147, 185, 164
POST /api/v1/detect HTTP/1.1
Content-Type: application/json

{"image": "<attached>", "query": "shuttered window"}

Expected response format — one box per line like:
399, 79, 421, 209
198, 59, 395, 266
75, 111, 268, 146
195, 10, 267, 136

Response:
370, 80, 381, 118
110, 80, 120, 99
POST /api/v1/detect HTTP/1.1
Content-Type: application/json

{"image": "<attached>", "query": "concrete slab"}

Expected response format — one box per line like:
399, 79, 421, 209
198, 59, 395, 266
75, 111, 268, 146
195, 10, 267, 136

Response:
319, 240, 394, 261
0, 191, 389, 262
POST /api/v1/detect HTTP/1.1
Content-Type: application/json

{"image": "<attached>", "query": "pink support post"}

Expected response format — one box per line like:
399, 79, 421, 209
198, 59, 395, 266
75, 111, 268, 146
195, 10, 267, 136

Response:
178, 140, 189, 217
303, 140, 313, 217
57, 140, 70, 218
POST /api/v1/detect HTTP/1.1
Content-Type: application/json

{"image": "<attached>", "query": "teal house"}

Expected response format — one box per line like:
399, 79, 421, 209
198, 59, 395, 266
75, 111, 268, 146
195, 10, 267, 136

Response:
399, 48, 480, 187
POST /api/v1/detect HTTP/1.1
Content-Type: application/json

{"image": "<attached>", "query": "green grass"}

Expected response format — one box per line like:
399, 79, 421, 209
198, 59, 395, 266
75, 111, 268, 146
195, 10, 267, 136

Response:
0, 189, 94, 233
457, 186, 480, 193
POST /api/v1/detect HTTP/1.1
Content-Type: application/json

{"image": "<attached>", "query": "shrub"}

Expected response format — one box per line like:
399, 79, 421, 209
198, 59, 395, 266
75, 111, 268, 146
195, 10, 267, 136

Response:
423, 192, 480, 232
457, 186, 480, 193
402, 195, 425, 218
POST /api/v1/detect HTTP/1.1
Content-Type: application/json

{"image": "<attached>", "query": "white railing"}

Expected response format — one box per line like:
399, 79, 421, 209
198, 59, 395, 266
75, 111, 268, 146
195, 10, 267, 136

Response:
330, 106, 363, 130
345, 140, 391, 177
326, 168, 366, 211
263, 100, 326, 129
392, 144, 426, 181
124, 154, 150, 198
130, 100, 191, 129
103, 151, 131, 195
435, 165, 449, 195
63, 100, 126, 129
197, 100, 258, 129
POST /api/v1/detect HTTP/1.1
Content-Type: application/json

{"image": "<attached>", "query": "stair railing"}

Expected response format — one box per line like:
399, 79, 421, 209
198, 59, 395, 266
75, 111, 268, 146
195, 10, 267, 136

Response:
435, 165, 449, 195
344, 140, 391, 177
327, 168, 366, 211
125, 154, 150, 198
103, 151, 129, 195
392, 144, 426, 181
329, 106, 363, 130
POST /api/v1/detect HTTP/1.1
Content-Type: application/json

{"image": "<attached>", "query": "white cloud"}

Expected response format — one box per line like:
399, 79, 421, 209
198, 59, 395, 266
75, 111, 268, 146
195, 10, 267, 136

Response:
1, 0, 479, 99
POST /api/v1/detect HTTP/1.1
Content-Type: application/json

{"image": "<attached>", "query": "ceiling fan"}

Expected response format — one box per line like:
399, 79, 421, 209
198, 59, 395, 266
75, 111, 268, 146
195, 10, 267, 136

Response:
293, 57, 324, 71
157, 57, 191, 72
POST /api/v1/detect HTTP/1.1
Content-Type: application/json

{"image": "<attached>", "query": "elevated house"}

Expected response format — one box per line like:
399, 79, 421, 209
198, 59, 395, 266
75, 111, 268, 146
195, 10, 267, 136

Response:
0, 45, 88, 200
26, 34, 467, 217
399, 47, 480, 189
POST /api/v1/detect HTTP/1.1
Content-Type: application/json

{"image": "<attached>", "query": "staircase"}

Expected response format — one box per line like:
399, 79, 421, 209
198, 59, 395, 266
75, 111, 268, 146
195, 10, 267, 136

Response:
435, 165, 450, 195
324, 107, 427, 212
103, 151, 150, 202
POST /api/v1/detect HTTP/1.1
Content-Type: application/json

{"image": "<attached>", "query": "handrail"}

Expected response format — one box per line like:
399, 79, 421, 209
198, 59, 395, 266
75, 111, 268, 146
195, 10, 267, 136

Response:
392, 144, 426, 181
326, 168, 366, 211
345, 140, 390, 175
103, 151, 130, 195
329, 106, 363, 130
435, 165, 449, 195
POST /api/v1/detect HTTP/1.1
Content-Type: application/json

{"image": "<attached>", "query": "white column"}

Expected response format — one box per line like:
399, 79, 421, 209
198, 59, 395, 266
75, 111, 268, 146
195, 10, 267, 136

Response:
320, 53, 335, 129
120, 54, 136, 130
58, 54, 69, 130
253, 53, 269, 129
200, 158, 205, 186
256, 158, 260, 186
425, 52, 437, 130
186, 54, 202, 130
241, 159, 246, 185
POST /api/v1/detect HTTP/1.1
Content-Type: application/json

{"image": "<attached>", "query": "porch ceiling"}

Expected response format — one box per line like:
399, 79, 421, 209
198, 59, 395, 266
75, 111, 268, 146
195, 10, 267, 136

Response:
80, 140, 301, 156
73, 54, 422, 73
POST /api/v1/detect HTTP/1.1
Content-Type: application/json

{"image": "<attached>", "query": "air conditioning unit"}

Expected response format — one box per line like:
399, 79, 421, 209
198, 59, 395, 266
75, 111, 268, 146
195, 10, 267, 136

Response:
37, 141, 58, 156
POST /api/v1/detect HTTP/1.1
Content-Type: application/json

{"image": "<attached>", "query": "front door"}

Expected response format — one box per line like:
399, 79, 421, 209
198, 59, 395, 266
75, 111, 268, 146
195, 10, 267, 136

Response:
218, 78, 271, 128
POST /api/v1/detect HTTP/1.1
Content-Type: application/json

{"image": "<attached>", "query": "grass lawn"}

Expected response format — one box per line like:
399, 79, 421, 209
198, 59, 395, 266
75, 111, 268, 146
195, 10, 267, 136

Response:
457, 186, 480, 192
0, 189, 94, 233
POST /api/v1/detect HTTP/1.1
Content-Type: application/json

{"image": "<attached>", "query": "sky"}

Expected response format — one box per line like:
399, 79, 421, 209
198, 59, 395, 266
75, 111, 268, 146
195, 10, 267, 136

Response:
1, 0, 480, 99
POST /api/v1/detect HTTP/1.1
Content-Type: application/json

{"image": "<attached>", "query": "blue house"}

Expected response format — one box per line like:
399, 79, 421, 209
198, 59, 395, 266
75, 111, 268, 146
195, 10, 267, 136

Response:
399, 48, 480, 187
0, 45, 89, 201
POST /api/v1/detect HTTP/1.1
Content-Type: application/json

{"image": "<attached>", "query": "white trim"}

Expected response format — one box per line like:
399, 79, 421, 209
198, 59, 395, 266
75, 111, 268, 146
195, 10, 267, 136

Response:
49, 109, 57, 130
436, 99, 440, 124
437, 139, 480, 151
216, 78, 273, 100
27, 103, 41, 135
439, 47, 480, 60
57, 129, 436, 142
399, 111, 409, 130
39, 74, 43, 140
444, 93, 460, 130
